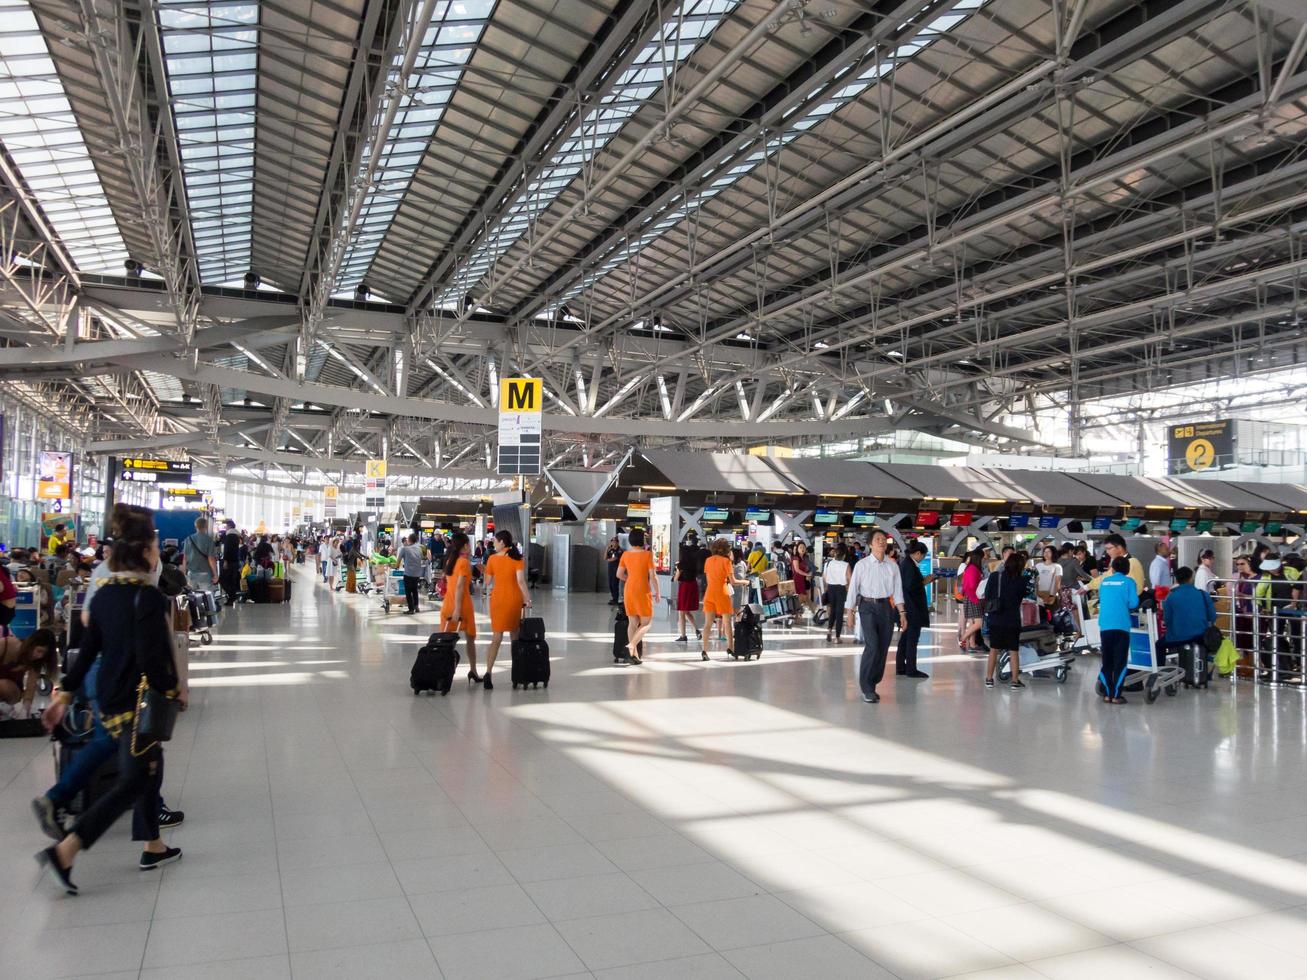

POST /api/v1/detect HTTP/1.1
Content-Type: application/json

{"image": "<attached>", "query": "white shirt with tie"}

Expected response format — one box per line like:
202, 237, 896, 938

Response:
847, 552, 905, 611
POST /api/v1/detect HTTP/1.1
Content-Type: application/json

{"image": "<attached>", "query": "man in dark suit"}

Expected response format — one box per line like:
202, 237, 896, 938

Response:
897, 540, 935, 679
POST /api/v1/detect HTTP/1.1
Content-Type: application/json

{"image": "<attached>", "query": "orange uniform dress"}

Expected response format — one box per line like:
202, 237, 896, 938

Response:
701, 554, 734, 616
440, 557, 477, 638
486, 553, 525, 633
619, 549, 654, 618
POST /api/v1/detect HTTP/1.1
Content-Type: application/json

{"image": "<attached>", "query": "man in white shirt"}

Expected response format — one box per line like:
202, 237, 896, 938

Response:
1149, 541, 1173, 590
845, 529, 907, 704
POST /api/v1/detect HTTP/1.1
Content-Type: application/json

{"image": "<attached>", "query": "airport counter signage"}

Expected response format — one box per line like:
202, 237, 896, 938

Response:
1167, 420, 1234, 474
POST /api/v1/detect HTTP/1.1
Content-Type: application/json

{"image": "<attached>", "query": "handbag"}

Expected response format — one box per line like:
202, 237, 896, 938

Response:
130, 591, 180, 755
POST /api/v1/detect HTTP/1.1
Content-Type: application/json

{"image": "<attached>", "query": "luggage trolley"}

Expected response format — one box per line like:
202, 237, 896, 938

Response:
379, 567, 407, 613
751, 576, 799, 628
1092, 608, 1183, 704
997, 625, 1076, 684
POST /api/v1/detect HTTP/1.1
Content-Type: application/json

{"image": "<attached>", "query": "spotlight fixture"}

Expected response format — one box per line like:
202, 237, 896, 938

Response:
243, 396, 252, 406
243, 271, 260, 289
354, 283, 370, 302
124, 258, 142, 277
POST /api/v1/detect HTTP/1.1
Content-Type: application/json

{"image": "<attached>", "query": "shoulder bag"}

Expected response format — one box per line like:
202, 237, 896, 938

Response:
131, 590, 180, 754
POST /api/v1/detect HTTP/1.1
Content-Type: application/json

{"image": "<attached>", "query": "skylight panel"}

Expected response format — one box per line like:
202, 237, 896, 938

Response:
434, 0, 744, 309
555, 0, 990, 311
158, 0, 258, 284
332, 0, 494, 297
0, 1, 129, 272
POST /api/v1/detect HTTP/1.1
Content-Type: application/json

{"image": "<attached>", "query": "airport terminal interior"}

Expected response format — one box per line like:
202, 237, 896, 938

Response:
2, 0, 1307, 977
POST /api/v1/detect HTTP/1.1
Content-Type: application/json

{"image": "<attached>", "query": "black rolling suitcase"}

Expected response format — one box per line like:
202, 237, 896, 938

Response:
1178, 640, 1208, 688
412, 632, 459, 695
612, 610, 643, 662
283, 577, 292, 602
52, 699, 120, 816
248, 577, 270, 604
732, 606, 764, 660
512, 618, 550, 689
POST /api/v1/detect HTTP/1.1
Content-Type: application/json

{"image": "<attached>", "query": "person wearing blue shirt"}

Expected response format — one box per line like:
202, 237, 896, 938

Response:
1098, 556, 1139, 704
1162, 566, 1217, 645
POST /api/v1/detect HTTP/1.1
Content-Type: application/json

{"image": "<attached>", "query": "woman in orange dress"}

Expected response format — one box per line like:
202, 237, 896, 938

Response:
439, 532, 480, 684
616, 527, 658, 664
482, 530, 530, 691
701, 538, 749, 661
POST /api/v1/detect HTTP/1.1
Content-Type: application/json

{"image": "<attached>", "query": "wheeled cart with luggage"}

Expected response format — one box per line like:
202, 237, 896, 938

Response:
997, 625, 1076, 684
379, 568, 406, 613
1092, 609, 1184, 704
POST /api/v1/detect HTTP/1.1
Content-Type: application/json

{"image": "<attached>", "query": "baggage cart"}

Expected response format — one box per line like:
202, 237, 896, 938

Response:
379, 568, 407, 613
997, 626, 1076, 684
1092, 609, 1184, 704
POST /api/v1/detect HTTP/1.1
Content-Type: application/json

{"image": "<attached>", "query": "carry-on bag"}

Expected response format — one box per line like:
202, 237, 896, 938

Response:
1178, 641, 1208, 688
612, 610, 642, 662
412, 632, 460, 695
732, 606, 764, 660
267, 579, 286, 603
511, 634, 551, 689
518, 616, 546, 643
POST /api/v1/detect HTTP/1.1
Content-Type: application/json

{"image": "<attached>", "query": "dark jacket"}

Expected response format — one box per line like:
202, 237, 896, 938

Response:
63, 579, 178, 718
899, 556, 931, 628
984, 571, 1025, 629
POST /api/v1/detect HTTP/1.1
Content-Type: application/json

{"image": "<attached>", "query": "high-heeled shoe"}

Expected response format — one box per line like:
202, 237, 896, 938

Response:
468, 669, 482, 685
483, 675, 494, 690
701, 649, 710, 662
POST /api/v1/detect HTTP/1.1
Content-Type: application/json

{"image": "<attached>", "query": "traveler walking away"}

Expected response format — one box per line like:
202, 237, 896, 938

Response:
983, 552, 1026, 690
617, 528, 658, 665
700, 539, 748, 662
1149, 541, 1173, 590
36, 504, 183, 894
1103, 533, 1145, 594
1034, 545, 1063, 623
897, 541, 934, 679
0, 628, 56, 719
440, 533, 480, 682
845, 528, 905, 704
483, 530, 530, 690
1097, 556, 1139, 704
182, 517, 218, 592
605, 537, 623, 606
673, 535, 702, 643
1193, 548, 1218, 594
219, 518, 242, 606
960, 548, 988, 653
396, 533, 425, 614
822, 544, 851, 643
747, 541, 768, 576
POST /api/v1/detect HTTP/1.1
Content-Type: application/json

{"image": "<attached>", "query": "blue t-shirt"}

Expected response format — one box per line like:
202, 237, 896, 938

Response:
1098, 572, 1139, 632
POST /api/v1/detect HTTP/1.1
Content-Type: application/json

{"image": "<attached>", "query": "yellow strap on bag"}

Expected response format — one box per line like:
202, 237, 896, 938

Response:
1214, 637, 1238, 676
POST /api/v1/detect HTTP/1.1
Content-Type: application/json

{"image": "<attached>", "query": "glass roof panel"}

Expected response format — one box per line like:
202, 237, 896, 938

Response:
433, 0, 745, 309
158, 0, 259, 284
553, 0, 990, 314
332, 0, 495, 298
0, 0, 129, 273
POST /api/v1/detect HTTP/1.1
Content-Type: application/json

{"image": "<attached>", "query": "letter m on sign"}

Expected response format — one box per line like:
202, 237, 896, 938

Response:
500, 377, 541, 412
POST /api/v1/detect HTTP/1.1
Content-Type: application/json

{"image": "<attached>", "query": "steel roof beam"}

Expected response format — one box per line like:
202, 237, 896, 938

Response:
404, 0, 666, 315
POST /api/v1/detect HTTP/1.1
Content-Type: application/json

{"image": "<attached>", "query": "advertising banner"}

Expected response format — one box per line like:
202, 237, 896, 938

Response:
37, 451, 72, 499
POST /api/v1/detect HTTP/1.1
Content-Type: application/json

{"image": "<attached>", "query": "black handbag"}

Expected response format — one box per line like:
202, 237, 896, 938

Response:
130, 590, 180, 754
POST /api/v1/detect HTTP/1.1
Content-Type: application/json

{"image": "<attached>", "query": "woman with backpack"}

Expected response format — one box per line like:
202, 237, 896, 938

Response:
482, 531, 530, 690
440, 532, 480, 684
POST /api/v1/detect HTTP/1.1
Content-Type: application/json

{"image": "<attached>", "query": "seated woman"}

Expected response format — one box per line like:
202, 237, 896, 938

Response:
0, 628, 56, 720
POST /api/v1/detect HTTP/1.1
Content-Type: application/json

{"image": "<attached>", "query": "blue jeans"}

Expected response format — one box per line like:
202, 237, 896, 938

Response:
48, 716, 116, 809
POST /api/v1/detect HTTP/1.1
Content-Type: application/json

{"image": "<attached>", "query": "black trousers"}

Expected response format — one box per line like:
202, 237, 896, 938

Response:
403, 575, 421, 613
826, 584, 847, 638
858, 601, 895, 696
1100, 629, 1130, 698
71, 733, 163, 849
220, 562, 241, 604
896, 622, 922, 673
608, 565, 620, 602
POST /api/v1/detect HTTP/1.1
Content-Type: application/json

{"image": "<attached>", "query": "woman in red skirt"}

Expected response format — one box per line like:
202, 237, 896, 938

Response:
674, 536, 702, 643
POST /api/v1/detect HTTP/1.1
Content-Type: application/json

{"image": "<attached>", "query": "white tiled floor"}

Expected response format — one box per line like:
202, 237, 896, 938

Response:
4, 570, 1307, 978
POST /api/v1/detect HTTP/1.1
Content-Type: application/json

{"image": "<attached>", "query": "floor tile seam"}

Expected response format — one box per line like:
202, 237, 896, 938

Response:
254, 665, 292, 967
1123, 921, 1307, 968
834, 916, 1020, 979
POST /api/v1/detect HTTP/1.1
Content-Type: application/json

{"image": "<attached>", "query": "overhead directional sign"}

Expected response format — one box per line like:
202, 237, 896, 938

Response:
1167, 420, 1234, 474
365, 459, 386, 509
497, 377, 542, 476
120, 457, 192, 484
